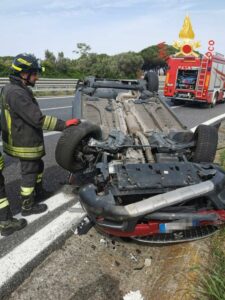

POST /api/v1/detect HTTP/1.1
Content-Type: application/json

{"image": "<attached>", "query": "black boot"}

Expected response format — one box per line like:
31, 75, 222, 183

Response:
21, 193, 48, 216
0, 217, 27, 236
35, 183, 53, 203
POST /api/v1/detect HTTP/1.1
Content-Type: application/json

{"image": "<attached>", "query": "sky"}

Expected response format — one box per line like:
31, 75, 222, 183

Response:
0, 0, 225, 59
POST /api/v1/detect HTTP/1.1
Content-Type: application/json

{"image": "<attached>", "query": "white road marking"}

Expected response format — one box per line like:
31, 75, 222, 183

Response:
171, 105, 183, 109
190, 113, 225, 132
0, 202, 85, 292
0, 191, 76, 240
37, 96, 74, 100
41, 105, 72, 111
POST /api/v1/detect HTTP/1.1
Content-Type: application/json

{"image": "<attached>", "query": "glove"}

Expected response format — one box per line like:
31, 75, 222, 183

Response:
65, 118, 81, 127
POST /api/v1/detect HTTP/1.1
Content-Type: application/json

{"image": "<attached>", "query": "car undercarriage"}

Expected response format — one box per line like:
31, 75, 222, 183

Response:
55, 73, 225, 244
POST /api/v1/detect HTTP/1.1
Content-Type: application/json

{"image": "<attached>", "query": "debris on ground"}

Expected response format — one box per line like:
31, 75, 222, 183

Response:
123, 290, 144, 300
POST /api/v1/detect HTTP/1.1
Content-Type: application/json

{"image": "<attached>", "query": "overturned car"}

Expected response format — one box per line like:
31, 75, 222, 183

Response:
55, 73, 225, 244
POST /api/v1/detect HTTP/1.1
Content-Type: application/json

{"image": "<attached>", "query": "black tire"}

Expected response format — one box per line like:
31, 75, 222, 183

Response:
171, 99, 183, 105
55, 121, 102, 172
144, 71, 159, 92
192, 125, 218, 163
206, 93, 218, 108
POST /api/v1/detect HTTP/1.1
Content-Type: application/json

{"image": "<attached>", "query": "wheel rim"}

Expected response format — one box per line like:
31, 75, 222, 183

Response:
211, 95, 217, 106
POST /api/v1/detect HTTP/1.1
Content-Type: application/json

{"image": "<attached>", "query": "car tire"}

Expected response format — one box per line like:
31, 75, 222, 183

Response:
192, 124, 218, 163
144, 71, 159, 92
55, 121, 102, 172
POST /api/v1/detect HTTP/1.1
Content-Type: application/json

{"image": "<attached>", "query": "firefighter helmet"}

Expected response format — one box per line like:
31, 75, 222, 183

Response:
11, 54, 44, 74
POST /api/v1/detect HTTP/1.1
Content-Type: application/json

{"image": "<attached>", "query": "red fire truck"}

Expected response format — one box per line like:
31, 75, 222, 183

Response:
164, 53, 225, 107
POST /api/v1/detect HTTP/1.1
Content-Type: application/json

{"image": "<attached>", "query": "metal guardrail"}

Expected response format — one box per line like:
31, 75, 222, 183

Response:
0, 78, 78, 92
0, 77, 165, 92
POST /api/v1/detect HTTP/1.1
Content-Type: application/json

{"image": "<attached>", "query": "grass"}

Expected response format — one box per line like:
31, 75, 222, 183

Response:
191, 149, 225, 299
219, 149, 225, 168
194, 229, 225, 300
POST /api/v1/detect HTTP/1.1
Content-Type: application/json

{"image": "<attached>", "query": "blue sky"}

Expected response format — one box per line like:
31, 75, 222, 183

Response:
0, 0, 225, 59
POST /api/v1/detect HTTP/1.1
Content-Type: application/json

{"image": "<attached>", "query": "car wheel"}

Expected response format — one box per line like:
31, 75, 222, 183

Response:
144, 71, 159, 92
55, 121, 102, 172
192, 124, 218, 163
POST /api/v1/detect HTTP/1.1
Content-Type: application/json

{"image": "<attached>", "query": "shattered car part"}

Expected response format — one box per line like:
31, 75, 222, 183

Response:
55, 73, 225, 244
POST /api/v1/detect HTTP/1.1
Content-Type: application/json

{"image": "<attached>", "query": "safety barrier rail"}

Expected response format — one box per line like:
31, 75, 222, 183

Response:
0, 77, 165, 92
0, 78, 78, 92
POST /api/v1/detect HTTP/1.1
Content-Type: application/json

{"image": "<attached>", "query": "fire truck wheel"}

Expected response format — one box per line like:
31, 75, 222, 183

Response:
55, 121, 102, 172
192, 124, 218, 163
210, 93, 218, 108
171, 99, 183, 105
144, 71, 159, 92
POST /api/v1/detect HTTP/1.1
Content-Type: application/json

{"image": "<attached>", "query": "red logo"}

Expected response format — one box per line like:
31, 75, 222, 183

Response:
182, 44, 192, 55
205, 40, 215, 59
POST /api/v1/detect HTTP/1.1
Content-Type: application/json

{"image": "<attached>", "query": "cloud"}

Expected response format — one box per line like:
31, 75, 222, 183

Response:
0, 0, 199, 17
0, 0, 224, 58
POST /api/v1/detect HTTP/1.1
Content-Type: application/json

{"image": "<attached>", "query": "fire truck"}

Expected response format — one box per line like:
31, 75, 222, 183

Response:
164, 53, 225, 107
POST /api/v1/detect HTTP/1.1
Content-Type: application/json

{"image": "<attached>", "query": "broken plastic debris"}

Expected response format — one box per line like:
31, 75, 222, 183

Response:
71, 227, 79, 235
144, 258, 152, 267
123, 290, 144, 300
130, 253, 138, 262
100, 238, 107, 245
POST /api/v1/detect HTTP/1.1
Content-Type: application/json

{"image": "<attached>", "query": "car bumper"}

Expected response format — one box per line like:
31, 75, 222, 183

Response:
78, 168, 225, 237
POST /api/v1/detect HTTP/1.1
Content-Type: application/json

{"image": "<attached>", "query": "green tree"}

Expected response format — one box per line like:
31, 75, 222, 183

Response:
140, 44, 178, 70
115, 52, 144, 78
0, 56, 13, 77
0, 43, 182, 79
73, 43, 91, 57
56, 52, 69, 74
42, 50, 57, 77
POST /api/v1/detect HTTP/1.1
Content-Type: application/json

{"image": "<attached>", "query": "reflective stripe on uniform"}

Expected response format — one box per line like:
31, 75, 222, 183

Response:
36, 173, 43, 183
42, 116, 57, 131
3, 142, 44, 159
0, 154, 4, 171
4, 109, 12, 145
20, 186, 34, 197
0, 197, 9, 209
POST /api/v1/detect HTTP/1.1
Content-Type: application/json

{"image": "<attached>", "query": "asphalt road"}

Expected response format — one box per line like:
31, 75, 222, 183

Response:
2, 94, 225, 300
167, 99, 225, 129
38, 96, 73, 119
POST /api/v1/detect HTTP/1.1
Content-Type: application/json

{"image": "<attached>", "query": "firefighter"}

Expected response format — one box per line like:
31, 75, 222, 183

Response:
0, 53, 80, 222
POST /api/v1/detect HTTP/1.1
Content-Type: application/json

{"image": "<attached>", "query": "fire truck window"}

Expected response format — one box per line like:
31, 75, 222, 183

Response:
176, 70, 198, 90
215, 62, 223, 88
